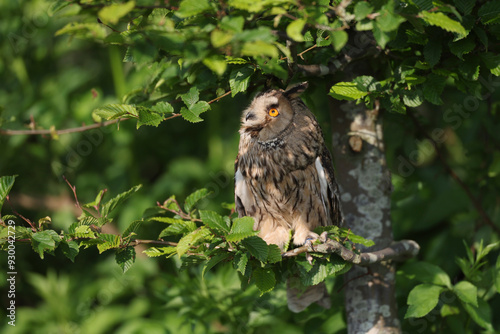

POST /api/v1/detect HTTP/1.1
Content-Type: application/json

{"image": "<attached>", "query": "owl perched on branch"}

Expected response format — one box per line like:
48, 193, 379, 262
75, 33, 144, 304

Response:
234, 82, 343, 312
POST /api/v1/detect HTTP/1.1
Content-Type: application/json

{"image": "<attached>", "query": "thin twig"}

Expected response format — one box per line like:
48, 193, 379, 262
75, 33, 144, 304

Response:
129, 239, 178, 247
208, 90, 232, 104
0, 119, 124, 136
282, 239, 420, 266
5, 195, 36, 231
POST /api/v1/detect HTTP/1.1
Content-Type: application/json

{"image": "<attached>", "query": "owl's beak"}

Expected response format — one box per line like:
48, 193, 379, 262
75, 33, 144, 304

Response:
245, 111, 256, 122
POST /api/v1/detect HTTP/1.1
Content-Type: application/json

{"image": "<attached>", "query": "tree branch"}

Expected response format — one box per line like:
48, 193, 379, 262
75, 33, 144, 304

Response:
0, 118, 124, 136
128, 239, 178, 247
282, 239, 420, 266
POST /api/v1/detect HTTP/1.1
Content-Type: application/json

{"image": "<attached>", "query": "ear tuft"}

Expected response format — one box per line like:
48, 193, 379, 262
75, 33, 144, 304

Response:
284, 82, 308, 99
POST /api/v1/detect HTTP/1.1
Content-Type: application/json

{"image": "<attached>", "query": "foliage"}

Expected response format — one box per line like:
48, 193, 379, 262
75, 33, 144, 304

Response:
1, 0, 500, 333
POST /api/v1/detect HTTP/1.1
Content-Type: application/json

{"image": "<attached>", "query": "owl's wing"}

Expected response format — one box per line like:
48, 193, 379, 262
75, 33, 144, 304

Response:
315, 149, 343, 226
234, 157, 255, 218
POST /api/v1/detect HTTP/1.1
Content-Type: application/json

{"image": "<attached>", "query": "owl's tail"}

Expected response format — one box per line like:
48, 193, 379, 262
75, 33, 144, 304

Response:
286, 278, 331, 313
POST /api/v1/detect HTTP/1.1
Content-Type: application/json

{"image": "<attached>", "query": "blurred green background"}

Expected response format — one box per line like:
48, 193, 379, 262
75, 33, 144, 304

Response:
1, 0, 499, 333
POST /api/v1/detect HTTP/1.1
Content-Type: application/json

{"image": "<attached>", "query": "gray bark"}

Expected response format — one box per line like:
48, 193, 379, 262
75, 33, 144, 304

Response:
330, 99, 401, 333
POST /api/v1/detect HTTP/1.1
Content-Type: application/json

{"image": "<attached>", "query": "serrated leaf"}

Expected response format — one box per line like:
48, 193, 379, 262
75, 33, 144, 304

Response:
180, 101, 210, 123
31, 230, 60, 259
97, 234, 121, 253
346, 233, 375, 247
478, 0, 500, 25
184, 188, 211, 212
149, 217, 186, 224
403, 89, 424, 107
241, 236, 269, 262
329, 82, 369, 101
98, 1, 135, 25
60, 240, 79, 262
353, 76, 380, 92
159, 221, 197, 237
226, 217, 257, 242
424, 37, 442, 67
74, 225, 96, 239
176, 0, 211, 18
202, 253, 231, 278
420, 12, 467, 35
405, 284, 444, 318
211, 29, 233, 48
229, 67, 254, 97
0, 175, 16, 214
454, 0, 475, 15
234, 252, 250, 276
151, 102, 174, 114
463, 298, 493, 330
55, 23, 107, 40
267, 244, 282, 264
143, 246, 177, 258
179, 87, 200, 108
423, 74, 447, 105
101, 185, 142, 217
137, 108, 164, 129
402, 261, 452, 288
122, 220, 142, 238
453, 281, 477, 306
482, 53, 500, 76
177, 228, 210, 257
200, 210, 230, 233
253, 266, 276, 295
287, 19, 306, 42
116, 247, 135, 273
93, 104, 137, 120
449, 37, 476, 59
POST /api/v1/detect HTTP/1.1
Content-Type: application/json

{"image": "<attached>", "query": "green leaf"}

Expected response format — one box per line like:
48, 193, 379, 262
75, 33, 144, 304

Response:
482, 53, 500, 77
478, 0, 500, 25
98, 1, 135, 25
330, 30, 348, 52
454, 0, 475, 15
203, 56, 227, 76
0, 175, 16, 214
424, 37, 442, 67
423, 74, 447, 105
329, 82, 369, 101
93, 104, 137, 122
159, 221, 197, 237
137, 108, 164, 129
101, 185, 142, 217
420, 12, 467, 35
122, 220, 142, 238
226, 217, 258, 242
241, 41, 278, 58
60, 240, 79, 262
179, 87, 200, 108
376, 4, 405, 32
143, 246, 177, 258
151, 101, 174, 114
73, 225, 96, 239
149, 217, 186, 224
405, 284, 444, 318
31, 230, 61, 259
402, 261, 452, 288
462, 298, 494, 330
453, 281, 478, 306
267, 244, 282, 264
180, 102, 210, 123
449, 37, 476, 59
97, 233, 121, 253
234, 252, 250, 275
253, 266, 276, 295
286, 19, 306, 42
202, 253, 231, 279
354, 2, 374, 20
116, 247, 136, 273
55, 23, 107, 40
200, 210, 230, 233
241, 236, 269, 262
229, 67, 254, 97
403, 89, 424, 107
176, 0, 211, 18
177, 228, 210, 257
184, 188, 211, 212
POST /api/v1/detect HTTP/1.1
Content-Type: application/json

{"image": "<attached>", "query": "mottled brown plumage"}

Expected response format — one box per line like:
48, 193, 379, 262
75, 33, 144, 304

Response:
234, 82, 343, 312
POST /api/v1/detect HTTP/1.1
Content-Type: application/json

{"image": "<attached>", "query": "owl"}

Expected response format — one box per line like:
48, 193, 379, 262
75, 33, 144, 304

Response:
234, 82, 343, 312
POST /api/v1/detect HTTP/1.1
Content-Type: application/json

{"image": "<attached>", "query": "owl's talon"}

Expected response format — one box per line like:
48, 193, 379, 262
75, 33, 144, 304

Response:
306, 252, 313, 265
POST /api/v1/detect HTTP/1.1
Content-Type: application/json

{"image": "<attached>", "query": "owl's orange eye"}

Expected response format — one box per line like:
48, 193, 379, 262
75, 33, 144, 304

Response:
268, 108, 279, 117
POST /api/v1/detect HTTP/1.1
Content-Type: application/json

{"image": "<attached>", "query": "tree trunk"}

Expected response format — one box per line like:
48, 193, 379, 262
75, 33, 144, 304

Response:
329, 98, 401, 333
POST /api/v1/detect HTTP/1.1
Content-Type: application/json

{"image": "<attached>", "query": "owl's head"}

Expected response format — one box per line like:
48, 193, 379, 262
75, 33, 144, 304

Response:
240, 82, 308, 142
